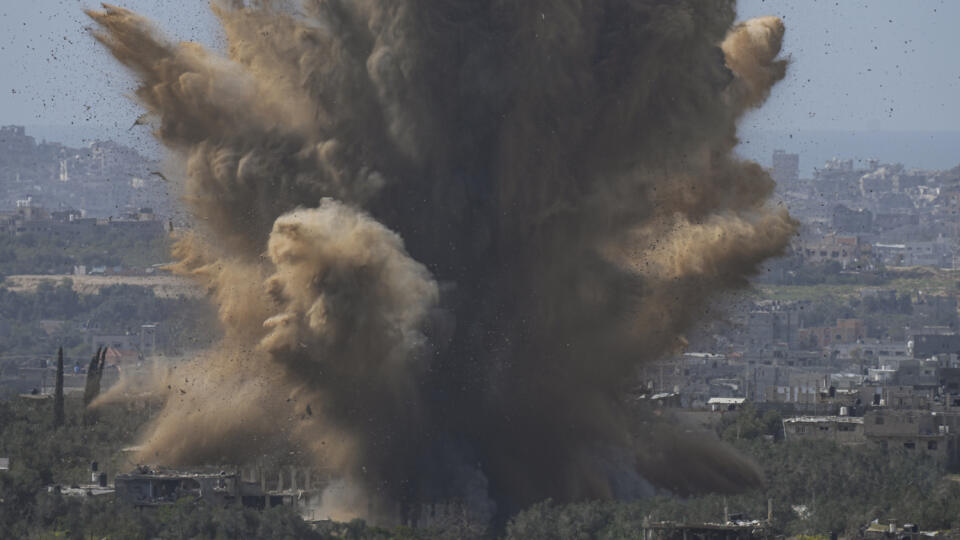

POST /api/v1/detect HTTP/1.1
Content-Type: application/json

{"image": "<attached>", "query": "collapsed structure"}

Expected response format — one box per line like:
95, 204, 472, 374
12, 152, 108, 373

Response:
87, 0, 794, 523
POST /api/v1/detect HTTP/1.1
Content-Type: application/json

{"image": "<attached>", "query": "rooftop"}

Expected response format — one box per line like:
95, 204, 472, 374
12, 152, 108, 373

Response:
707, 397, 746, 405
783, 416, 864, 424
115, 466, 238, 481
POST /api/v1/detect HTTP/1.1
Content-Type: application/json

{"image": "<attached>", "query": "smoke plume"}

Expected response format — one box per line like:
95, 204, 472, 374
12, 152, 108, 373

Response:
88, 0, 795, 523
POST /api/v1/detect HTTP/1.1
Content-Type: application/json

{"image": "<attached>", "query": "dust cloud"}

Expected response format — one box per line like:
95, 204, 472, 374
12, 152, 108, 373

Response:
88, 0, 795, 524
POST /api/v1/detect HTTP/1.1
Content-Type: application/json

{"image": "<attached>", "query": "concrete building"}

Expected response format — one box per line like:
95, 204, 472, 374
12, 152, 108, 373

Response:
115, 469, 248, 507
772, 149, 799, 185
873, 241, 950, 268
783, 416, 865, 444
832, 204, 873, 234
798, 234, 869, 268
744, 309, 799, 350
798, 319, 866, 348
90, 334, 140, 354
863, 409, 959, 466
914, 293, 958, 329
873, 212, 919, 233
892, 360, 939, 389
859, 385, 933, 410
911, 334, 960, 359
114, 466, 329, 516
763, 371, 829, 405
708, 397, 746, 412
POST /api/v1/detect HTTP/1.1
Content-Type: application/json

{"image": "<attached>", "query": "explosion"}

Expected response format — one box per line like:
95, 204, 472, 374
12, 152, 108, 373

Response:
88, 0, 795, 525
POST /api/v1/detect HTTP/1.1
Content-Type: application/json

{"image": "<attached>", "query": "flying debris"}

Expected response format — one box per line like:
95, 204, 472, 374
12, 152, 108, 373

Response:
87, 0, 795, 526
129, 112, 150, 130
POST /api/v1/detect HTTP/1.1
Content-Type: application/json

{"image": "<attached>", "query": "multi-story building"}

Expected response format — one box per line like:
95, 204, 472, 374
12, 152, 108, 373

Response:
798, 319, 867, 348
772, 150, 799, 185
783, 415, 865, 444
863, 409, 959, 466
797, 234, 870, 268
832, 204, 873, 234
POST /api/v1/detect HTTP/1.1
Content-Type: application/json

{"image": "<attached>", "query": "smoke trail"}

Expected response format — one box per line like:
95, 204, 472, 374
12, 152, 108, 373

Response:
88, 0, 795, 524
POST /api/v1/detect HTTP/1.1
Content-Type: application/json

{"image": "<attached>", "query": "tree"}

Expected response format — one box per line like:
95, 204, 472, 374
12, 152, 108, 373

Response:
83, 347, 105, 425
82, 347, 102, 408
95, 347, 106, 389
53, 347, 64, 427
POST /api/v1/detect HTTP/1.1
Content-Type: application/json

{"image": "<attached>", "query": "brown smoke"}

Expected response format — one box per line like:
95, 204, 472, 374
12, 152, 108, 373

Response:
88, 0, 795, 523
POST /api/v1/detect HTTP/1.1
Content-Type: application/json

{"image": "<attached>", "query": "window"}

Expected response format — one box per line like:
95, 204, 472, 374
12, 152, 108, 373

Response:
928, 441, 938, 450
904, 441, 916, 450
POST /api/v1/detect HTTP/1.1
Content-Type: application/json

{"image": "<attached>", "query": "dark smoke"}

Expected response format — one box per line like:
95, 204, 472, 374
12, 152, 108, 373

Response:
88, 0, 795, 524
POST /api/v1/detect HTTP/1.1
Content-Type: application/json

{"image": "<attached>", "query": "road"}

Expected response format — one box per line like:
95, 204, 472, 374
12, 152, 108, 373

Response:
3, 274, 203, 298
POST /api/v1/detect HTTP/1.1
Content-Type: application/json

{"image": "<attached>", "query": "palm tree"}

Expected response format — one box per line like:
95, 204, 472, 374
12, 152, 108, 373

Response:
53, 347, 64, 427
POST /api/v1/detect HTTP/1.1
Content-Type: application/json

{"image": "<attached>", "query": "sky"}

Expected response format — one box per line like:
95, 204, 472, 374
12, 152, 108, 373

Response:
1, 1, 958, 169
737, 0, 960, 132
0, 1, 220, 150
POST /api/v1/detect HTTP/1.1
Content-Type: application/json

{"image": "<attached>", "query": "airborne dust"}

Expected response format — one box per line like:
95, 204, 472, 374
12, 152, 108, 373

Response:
87, 0, 796, 525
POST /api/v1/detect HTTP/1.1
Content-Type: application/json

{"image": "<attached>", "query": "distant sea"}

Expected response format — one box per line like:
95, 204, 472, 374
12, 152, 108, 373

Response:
737, 129, 960, 177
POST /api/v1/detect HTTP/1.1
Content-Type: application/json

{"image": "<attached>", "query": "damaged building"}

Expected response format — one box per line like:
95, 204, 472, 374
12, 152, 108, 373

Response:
114, 465, 327, 515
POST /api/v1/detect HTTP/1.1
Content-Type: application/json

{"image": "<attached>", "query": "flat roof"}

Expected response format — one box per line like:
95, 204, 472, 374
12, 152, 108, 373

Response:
707, 397, 746, 404
117, 472, 235, 479
58, 485, 115, 497
115, 468, 237, 481
784, 416, 864, 424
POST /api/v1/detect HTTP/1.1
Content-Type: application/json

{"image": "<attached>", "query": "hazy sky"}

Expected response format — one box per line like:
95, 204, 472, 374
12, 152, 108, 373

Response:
1, 1, 958, 148
737, 0, 960, 133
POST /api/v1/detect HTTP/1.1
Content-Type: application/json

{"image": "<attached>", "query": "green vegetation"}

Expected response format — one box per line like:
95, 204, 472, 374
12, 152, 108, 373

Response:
748, 264, 959, 341
506, 406, 960, 538
758, 266, 960, 303
1, 395, 958, 538
0, 393, 368, 539
0, 393, 148, 537
0, 230, 169, 276
0, 393, 467, 539
0, 279, 218, 358
26, 496, 326, 540
749, 285, 916, 341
